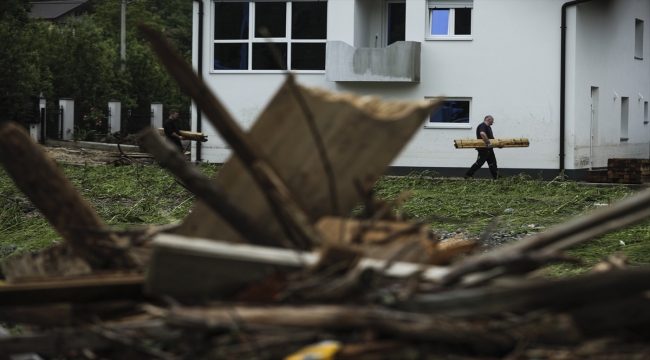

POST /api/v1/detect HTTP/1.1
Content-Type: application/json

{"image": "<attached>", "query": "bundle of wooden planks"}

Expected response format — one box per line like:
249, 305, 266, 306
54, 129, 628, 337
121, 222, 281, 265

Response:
157, 128, 208, 142
454, 138, 529, 149
2, 27, 650, 360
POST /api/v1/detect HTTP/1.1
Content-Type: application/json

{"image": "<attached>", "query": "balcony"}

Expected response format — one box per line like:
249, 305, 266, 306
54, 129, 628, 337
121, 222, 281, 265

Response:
325, 41, 421, 82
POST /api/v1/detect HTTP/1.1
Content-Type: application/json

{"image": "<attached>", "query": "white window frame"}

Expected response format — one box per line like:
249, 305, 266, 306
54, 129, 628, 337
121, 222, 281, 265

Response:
424, 97, 473, 129
383, 0, 406, 47
426, 0, 473, 41
211, 1, 327, 74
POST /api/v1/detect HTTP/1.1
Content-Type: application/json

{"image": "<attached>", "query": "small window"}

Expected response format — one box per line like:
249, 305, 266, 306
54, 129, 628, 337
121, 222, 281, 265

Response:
213, 1, 327, 72
424, 98, 472, 129
427, 0, 472, 40
386, 2, 405, 46
635, 19, 644, 60
621, 97, 629, 140
644, 101, 648, 124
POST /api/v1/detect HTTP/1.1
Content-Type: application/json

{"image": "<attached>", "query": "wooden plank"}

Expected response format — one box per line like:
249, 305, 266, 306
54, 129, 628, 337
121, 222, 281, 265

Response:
0, 274, 144, 306
453, 138, 529, 149
145, 233, 449, 299
401, 268, 650, 317
0, 122, 136, 274
157, 128, 207, 142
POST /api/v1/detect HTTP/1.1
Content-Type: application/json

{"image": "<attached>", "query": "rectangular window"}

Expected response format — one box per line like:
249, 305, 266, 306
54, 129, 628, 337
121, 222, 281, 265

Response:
213, 1, 327, 72
427, 0, 472, 40
424, 98, 472, 129
621, 97, 629, 140
635, 19, 644, 60
386, 1, 405, 46
644, 101, 648, 124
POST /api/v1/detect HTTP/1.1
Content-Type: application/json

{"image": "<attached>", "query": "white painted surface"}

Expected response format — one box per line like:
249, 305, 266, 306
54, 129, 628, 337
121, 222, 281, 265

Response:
195, 0, 650, 174
108, 100, 121, 134
151, 102, 163, 130
59, 98, 74, 141
572, 0, 650, 168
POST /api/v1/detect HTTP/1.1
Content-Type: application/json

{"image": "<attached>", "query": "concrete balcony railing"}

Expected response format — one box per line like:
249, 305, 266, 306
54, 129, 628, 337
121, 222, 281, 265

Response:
325, 41, 420, 82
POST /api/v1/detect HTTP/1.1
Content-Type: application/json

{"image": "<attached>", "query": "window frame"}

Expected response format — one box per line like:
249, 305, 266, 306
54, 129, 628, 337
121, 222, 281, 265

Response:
425, 0, 473, 41
424, 97, 473, 129
211, 1, 327, 74
383, 0, 406, 47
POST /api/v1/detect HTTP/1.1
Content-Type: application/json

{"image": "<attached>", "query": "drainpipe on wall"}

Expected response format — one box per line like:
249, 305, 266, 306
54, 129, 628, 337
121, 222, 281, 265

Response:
560, 0, 594, 175
192, 0, 204, 162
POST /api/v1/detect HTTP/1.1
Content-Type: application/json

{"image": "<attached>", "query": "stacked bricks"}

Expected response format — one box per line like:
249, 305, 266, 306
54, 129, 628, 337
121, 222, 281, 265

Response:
607, 158, 650, 184
585, 170, 609, 183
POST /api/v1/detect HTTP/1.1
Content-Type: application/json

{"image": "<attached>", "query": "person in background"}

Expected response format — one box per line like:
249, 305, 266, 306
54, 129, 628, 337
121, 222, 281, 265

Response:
163, 109, 184, 153
464, 115, 501, 180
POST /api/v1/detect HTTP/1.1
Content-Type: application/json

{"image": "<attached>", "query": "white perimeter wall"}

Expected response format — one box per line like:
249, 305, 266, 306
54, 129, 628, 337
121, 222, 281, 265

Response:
194, 0, 604, 172
570, 0, 650, 169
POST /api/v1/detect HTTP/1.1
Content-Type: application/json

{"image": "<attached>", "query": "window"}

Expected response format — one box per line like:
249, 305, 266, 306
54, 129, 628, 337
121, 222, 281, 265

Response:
644, 101, 648, 124
213, 1, 327, 72
621, 97, 629, 140
427, 0, 472, 40
386, 1, 405, 46
635, 19, 644, 60
424, 98, 472, 128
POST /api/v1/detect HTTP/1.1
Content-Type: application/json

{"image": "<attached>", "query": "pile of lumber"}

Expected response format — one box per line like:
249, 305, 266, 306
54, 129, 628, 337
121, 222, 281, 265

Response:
1, 27, 650, 359
454, 137, 529, 149
607, 158, 650, 184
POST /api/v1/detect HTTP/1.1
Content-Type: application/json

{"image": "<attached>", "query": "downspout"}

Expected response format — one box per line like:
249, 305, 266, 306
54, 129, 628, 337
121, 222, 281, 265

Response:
560, 0, 594, 175
193, 0, 204, 162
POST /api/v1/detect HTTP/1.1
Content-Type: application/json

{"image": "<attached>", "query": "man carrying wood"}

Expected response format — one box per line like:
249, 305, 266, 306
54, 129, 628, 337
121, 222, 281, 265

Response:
163, 109, 185, 153
464, 115, 501, 180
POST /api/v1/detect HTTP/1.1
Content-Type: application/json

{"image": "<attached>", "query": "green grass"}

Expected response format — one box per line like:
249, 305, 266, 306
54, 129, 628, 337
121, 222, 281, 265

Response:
0, 165, 648, 277
0, 162, 219, 263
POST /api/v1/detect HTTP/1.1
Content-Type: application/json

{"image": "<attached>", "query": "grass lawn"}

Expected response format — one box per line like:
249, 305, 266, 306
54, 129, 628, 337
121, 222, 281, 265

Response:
1, 164, 648, 278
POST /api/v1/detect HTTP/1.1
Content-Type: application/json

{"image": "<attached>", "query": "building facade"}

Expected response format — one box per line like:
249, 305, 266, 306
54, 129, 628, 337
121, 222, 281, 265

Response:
190, 0, 650, 180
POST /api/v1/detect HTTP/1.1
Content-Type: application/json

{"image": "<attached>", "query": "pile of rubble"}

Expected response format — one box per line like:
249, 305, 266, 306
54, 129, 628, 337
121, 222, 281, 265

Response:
2, 27, 650, 359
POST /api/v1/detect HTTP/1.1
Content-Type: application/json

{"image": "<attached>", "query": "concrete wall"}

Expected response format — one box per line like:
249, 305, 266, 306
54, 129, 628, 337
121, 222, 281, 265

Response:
196, 0, 650, 179
571, 0, 650, 169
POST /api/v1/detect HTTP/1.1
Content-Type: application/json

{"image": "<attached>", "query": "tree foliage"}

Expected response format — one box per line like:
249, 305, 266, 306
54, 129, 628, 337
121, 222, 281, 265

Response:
0, 0, 191, 122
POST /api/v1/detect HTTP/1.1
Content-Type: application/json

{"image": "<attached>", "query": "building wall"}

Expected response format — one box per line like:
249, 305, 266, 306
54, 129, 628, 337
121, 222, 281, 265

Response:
571, 0, 650, 169
193, 0, 649, 178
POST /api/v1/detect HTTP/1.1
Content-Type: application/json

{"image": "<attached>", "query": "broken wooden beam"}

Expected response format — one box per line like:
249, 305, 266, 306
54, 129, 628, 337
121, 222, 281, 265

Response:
0, 122, 137, 274
454, 138, 530, 149
145, 233, 448, 299
0, 273, 144, 306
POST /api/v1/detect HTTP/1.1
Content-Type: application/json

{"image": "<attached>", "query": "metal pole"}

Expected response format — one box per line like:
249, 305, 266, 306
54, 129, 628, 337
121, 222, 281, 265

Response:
120, 0, 126, 71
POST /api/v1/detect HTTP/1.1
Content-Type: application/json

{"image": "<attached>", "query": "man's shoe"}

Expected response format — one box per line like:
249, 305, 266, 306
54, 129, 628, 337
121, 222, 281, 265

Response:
463, 175, 471, 180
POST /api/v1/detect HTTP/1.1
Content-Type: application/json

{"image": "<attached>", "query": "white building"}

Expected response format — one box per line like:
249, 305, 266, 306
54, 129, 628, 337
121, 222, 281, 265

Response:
189, 0, 650, 180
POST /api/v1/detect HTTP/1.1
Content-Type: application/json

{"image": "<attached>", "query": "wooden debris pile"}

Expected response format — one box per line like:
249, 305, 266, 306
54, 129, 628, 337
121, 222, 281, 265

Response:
2, 27, 650, 359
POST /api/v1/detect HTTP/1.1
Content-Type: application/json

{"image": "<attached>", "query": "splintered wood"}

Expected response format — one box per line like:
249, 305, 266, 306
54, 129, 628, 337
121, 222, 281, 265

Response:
3, 25, 650, 359
454, 138, 530, 149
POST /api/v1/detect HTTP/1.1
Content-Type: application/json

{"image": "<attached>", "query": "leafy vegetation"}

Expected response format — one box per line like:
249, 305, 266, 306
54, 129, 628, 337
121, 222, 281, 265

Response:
1, 165, 648, 278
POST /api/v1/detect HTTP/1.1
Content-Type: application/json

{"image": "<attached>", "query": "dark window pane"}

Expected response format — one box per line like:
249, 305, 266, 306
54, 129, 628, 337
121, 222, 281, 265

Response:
255, 2, 286, 38
429, 101, 470, 123
430, 9, 449, 35
291, 43, 325, 70
214, 43, 248, 70
292, 2, 327, 39
387, 3, 405, 45
252, 42, 287, 70
454, 8, 471, 35
215, 2, 249, 40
